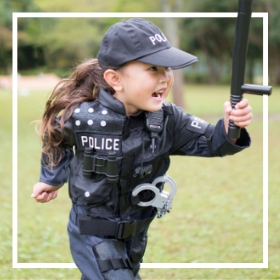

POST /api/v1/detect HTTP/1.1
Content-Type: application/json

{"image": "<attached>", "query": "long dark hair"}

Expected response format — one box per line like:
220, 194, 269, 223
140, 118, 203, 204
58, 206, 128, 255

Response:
38, 58, 115, 167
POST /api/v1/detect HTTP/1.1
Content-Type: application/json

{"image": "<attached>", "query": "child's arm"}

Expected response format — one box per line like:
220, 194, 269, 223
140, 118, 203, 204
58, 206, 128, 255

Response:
167, 98, 252, 157
223, 98, 252, 143
32, 146, 74, 203
31, 182, 62, 203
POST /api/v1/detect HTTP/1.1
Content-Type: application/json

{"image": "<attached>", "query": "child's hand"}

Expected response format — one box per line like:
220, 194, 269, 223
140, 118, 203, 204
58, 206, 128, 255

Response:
31, 182, 62, 203
223, 99, 253, 142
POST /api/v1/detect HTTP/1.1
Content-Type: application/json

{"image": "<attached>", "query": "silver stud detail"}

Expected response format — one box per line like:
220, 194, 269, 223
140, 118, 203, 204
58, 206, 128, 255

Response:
75, 120, 81, 126
88, 108, 94, 113
100, 120, 106, 127
101, 110, 108, 115
74, 108, 80, 113
87, 119, 93, 125
84, 191, 90, 197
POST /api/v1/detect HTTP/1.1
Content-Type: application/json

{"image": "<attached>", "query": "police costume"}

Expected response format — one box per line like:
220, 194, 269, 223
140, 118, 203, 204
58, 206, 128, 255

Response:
39, 87, 251, 279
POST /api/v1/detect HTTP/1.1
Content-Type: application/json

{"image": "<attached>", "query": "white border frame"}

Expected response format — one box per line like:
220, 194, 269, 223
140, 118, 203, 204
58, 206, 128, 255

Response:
12, 12, 269, 269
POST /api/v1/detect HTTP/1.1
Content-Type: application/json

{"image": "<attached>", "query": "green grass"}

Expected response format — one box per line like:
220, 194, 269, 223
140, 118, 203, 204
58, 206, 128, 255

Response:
1, 85, 279, 279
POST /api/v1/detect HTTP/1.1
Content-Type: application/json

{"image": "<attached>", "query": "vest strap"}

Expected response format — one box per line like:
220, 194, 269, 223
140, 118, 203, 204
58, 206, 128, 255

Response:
77, 215, 153, 239
97, 257, 132, 272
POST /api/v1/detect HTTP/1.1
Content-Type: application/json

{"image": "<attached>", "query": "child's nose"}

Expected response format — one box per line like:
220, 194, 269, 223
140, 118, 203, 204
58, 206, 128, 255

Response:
159, 69, 170, 83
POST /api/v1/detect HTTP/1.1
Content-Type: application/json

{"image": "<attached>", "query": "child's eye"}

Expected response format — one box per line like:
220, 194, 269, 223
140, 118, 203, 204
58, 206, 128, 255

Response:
149, 66, 158, 71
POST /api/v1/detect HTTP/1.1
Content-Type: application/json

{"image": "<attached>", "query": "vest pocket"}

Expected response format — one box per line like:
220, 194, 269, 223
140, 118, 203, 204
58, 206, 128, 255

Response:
73, 165, 113, 205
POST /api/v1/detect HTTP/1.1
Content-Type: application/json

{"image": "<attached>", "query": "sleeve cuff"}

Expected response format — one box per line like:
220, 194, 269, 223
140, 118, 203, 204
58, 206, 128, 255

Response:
211, 118, 251, 156
39, 148, 73, 186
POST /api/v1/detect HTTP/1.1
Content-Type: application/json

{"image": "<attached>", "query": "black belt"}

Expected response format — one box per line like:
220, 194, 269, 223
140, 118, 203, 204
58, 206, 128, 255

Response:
77, 215, 154, 239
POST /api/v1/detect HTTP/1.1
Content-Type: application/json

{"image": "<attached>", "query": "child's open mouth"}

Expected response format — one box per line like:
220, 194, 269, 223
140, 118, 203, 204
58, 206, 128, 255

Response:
152, 90, 164, 101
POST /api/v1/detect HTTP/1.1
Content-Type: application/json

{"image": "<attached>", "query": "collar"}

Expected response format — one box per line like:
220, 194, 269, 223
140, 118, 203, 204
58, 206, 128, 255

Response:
99, 88, 144, 117
99, 89, 126, 115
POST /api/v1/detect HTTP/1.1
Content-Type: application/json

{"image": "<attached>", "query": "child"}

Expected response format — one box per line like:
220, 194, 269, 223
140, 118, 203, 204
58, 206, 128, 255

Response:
32, 18, 252, 280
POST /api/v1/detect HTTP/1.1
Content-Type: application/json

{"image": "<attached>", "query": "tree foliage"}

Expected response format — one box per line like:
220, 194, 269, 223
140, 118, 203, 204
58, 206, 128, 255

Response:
1, 0, 279, 84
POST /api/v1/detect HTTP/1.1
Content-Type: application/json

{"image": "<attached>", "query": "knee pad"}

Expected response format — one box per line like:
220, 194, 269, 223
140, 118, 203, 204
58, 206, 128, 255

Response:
92, 239, 134, 280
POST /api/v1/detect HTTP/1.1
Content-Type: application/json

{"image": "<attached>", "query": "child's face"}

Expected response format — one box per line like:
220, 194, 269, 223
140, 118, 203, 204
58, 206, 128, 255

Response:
114, 61, 174, 116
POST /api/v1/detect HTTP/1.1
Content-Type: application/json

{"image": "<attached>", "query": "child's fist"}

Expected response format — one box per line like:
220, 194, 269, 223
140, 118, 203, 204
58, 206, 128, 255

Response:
224, 99, 252, 139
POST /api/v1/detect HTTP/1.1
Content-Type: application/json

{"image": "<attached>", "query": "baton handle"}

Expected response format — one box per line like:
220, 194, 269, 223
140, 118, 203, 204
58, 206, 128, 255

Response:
241, 84, 272, 96
228, 84, 272, 139
228, 94, 243, 139
228, 0, 252, 139
228, 0, 272, 139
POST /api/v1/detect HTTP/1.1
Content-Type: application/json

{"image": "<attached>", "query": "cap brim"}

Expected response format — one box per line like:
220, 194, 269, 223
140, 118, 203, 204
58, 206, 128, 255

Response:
137, 47, 198, 70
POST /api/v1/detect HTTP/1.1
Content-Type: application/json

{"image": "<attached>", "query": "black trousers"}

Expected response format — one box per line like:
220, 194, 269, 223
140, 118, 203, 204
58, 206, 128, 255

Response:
67, 204, 149, 280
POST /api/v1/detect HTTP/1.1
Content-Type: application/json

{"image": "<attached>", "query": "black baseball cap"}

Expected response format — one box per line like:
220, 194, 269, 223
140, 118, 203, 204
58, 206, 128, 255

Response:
97, 18, 198, 70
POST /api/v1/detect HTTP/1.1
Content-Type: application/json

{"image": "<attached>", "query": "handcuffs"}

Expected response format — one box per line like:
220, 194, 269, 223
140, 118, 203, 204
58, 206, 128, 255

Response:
132, 174, 177, 218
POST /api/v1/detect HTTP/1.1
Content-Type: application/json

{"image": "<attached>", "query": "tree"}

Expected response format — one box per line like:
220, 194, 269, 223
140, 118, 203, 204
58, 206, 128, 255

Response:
267, 0, 280, 84
181, 1, 265, 85
0, 0, 43, 73
160, 0, 186, 108
1, 0, 278, 86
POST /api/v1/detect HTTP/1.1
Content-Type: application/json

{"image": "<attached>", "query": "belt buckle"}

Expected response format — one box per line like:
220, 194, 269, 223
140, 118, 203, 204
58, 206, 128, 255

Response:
116, 220, 137, 239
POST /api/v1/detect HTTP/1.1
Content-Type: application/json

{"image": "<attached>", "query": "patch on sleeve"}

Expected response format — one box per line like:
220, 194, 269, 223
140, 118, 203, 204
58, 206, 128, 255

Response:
186, 116, 209, 134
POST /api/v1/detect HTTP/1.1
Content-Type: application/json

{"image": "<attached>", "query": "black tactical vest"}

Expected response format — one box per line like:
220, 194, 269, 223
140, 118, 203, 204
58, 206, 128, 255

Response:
68, 98, 172, 219
62, 87, 216, 220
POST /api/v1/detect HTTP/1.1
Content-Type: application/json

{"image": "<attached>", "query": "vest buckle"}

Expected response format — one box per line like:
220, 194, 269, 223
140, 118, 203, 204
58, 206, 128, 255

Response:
116, 220, 137, 239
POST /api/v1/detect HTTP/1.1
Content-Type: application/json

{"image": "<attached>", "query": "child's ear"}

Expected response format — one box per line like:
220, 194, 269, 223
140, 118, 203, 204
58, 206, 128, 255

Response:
103, 69, 123, 92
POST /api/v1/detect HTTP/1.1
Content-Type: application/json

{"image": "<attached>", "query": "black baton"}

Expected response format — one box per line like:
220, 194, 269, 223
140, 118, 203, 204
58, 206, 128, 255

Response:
228, 0, 272, 139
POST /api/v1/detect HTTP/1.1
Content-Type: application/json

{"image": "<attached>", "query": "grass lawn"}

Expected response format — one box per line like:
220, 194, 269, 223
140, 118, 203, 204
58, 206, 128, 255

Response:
1, 84, 279, 279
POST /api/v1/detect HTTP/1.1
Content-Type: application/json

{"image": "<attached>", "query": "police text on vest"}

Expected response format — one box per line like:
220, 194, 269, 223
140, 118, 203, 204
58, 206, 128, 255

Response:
81, 135, 120, 151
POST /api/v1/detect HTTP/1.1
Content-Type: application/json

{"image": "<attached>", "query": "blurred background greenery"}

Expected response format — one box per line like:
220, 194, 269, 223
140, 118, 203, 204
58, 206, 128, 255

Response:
1, 0, 279, 279
1, 0, 279, 85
